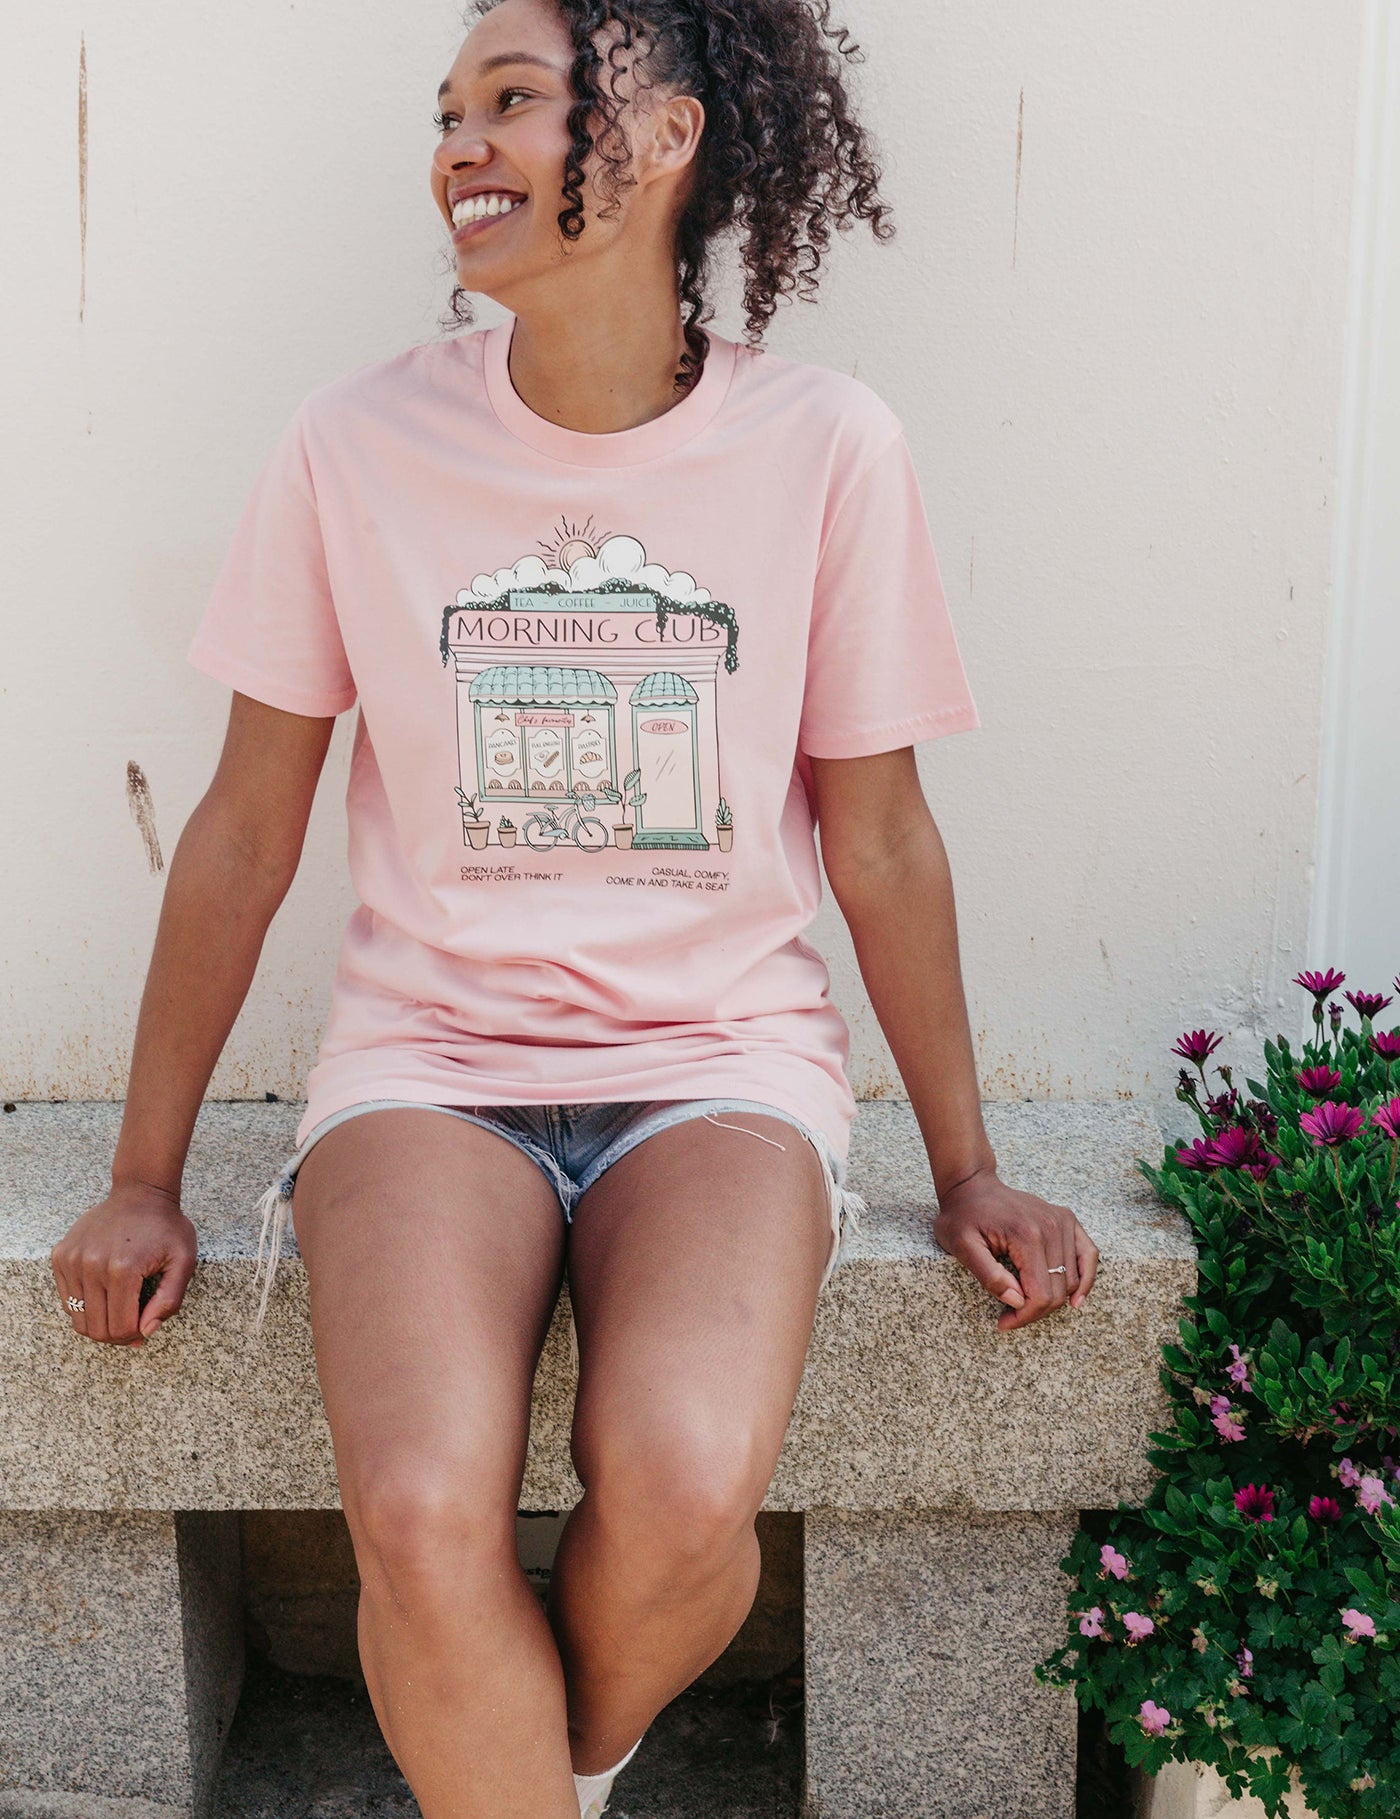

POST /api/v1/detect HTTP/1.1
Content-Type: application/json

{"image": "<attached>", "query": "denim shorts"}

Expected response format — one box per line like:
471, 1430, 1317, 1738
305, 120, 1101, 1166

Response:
249, 1097, 867, 1331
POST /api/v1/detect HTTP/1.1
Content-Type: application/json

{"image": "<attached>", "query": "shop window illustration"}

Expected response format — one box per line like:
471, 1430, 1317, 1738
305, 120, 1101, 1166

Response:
467, 665, 619, 801
442, 528, 739, 858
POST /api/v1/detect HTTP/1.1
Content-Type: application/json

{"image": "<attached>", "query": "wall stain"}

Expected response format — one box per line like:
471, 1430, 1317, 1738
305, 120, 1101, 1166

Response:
78, 35, 88, 322
126, 762, 165, 873
1012, 86, 1024, 267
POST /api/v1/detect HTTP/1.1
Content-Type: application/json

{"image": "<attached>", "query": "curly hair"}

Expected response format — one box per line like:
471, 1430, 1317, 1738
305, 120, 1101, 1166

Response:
442, 0, 894, 397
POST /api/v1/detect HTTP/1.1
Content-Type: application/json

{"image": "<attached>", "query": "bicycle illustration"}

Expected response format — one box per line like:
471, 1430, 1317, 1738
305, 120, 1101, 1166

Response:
523, 785, 619, 852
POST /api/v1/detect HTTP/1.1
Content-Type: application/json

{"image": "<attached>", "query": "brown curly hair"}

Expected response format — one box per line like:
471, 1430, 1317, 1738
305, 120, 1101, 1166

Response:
441, 0, 894, 397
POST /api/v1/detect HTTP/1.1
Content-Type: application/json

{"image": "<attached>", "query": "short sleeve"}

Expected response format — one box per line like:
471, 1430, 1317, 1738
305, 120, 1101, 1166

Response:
798, 428, 980, 759
187, 401, 357, 718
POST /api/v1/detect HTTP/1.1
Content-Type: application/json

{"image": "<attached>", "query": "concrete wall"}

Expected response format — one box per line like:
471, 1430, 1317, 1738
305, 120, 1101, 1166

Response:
2, 2, 1364, 1104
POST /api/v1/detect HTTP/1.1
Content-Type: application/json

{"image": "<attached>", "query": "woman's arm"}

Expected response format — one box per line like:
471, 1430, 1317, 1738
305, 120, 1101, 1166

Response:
50, 692, 337, 1347
809, 747, 1099, 1330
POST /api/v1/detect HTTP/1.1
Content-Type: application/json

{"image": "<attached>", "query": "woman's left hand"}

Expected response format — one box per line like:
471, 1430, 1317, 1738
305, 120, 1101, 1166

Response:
931, 1166, 1099, 1331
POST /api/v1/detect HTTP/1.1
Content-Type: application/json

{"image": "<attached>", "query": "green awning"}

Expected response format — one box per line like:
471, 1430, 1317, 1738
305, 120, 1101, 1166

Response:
630, 671, 698, 707
468, 665, 617, 705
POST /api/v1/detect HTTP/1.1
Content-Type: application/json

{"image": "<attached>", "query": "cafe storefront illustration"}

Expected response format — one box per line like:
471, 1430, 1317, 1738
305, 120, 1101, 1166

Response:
443, 560, 738, 854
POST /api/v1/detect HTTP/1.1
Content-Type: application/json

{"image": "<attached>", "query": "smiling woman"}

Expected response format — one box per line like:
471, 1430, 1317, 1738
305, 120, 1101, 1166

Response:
48, 2, 1097, 1816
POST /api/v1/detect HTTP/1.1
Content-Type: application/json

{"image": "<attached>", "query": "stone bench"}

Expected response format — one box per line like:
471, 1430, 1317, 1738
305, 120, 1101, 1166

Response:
0, 1098, 1192, 1819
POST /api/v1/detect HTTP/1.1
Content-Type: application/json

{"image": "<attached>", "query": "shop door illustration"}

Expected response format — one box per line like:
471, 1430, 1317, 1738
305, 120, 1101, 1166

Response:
630, 672, 707, 851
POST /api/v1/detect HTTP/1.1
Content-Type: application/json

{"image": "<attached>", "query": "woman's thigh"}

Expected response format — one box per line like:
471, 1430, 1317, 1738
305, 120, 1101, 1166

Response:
290, 1107, 568, 1545
563, 1109, 832, 1509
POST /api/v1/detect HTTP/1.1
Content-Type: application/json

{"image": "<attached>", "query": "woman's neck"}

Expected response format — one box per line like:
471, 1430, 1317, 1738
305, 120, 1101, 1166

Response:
502, 296, 701, 435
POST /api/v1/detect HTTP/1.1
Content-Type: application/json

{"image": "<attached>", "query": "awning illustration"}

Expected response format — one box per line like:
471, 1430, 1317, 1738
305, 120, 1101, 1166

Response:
629, 671, 698, 707
468, 665, 618, 705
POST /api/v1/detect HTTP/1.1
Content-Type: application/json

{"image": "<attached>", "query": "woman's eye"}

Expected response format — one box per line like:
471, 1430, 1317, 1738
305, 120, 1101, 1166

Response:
432, 89, 529, 134
432, 111, 459, 134
496, 86, 530, 111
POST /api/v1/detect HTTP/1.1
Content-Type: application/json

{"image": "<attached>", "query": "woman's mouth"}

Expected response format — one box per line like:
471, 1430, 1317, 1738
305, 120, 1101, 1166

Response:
450, 192, 527, 244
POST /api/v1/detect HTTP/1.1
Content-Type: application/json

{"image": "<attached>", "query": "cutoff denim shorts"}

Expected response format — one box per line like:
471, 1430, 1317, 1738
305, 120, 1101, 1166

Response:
250, 1096, 867, 1331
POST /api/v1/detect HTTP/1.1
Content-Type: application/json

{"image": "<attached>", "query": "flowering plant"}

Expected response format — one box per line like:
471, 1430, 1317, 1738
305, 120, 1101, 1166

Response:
1036, 970, 1400, 1818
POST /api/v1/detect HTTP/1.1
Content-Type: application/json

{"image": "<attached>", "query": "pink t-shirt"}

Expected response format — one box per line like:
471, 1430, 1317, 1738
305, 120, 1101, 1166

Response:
188, 315, 980, 1160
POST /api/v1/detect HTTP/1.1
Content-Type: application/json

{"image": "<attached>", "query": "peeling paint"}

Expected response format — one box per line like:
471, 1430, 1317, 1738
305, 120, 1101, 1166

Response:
126, 762, 164, 873
78, 35, 88, 322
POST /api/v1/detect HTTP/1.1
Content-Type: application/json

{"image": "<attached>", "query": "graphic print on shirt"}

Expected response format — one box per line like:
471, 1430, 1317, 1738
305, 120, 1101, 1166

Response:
439, 522, 739, 861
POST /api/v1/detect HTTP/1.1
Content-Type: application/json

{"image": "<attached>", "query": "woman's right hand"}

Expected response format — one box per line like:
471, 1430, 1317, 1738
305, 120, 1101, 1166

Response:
50, 1183, 198, 1346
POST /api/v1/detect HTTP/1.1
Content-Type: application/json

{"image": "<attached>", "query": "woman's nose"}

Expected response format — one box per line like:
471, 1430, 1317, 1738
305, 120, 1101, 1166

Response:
434, 124, 491, 176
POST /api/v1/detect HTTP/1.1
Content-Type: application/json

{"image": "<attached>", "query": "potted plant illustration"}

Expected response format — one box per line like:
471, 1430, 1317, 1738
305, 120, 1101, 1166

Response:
455, 786, 490, 850
497, 815, 517, 849
615, 768, 646, 851
715, 796, 733, 853
1035, 968, 1400, 1819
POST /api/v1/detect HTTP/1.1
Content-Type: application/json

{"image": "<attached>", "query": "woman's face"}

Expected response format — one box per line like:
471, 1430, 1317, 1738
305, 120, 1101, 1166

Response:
430, 0, 693, 305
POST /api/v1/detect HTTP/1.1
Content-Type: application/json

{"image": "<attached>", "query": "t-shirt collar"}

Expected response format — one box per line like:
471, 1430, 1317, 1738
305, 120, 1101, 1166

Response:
482, 313, 737, 467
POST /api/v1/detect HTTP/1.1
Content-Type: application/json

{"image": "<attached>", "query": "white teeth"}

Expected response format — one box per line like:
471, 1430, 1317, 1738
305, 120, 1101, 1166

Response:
451, 193, 522, 227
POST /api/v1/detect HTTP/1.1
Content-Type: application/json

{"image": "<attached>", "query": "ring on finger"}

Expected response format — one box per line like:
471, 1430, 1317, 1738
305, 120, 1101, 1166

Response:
66, 1295, 85, 1312
1046, 1266, 1067, 1276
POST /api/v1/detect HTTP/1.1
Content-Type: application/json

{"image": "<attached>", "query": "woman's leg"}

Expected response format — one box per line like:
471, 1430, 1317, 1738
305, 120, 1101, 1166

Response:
547, 1110, 833, 1774
290, 1106, 578, 1819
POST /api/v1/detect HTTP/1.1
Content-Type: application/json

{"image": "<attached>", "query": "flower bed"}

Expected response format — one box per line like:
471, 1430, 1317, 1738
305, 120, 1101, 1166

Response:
1037, 970, 1400, 1819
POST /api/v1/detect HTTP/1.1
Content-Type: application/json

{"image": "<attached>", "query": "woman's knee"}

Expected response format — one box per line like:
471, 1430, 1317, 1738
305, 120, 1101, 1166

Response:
347, 1463, 519, 1598
574, 1417, 769, 1568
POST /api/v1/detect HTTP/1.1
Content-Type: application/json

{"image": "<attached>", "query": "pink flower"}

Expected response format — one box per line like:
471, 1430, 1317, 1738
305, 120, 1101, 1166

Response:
1357, 1474, 1395, 1514
1371, 1097, 1400, 1142
1078, 1605, 1105, 1638
1308, 1495, 1343, 1522
1346, 990, 1393, 1021
1227, 1344, 1252, 1390
1175, 1138, 1219, 1172
1237, 1645, 1253, 1678
1338, 1457, 1363, 1488
1299, 1101, 1364, 1146
1139, 1699, 1172, 1736
1100, 1543, 1130, 1580
1172, 1030, 1223, 1068
1372, 1032, 1400, 1062
1207, 1126, 1271, 1170
1295, 969, 1346, 999
1234, 1483, 1275, 1522
1341, 1608, 1377, 1640
1212, 1405, 1247, 1442
1122, 1611, 1155, 1642
1298, 1065, 1342, 1096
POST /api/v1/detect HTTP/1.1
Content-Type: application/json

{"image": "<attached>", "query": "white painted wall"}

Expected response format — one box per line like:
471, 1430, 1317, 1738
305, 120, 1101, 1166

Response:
1313, 0, 1400, 996
1, 2, 1364, 1107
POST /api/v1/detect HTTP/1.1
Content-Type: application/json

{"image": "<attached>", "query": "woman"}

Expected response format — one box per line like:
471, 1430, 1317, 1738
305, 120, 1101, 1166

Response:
50, 0, 1099, 1813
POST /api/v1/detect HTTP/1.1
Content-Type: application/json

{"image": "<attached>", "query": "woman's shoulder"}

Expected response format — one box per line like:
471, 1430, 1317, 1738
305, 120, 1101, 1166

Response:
735, 336, 905, 468
297, 330, 485, 428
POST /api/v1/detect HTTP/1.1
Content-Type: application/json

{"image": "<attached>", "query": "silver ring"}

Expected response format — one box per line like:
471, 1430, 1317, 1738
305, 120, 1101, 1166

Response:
66, 1295, 85, 1312
1047, 1266, 1067, 1275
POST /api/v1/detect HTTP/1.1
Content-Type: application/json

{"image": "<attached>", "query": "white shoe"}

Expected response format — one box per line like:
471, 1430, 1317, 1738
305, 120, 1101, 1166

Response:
573, 1734, 643, 1818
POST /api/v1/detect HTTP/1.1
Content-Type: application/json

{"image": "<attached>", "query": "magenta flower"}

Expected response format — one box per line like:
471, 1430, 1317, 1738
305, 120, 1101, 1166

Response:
1357, 1474, 1395, 1514
1338, 1457, 1362, 1488
1296, 969, 1346, 999
1309, 1494, 1343, 1522
1299, 1101, 1364, 1146
1078, 1605, 1105, 1638
1139, 1699, 1172, 1736
1237, 1645, 1254, 1678
1244, 1153, 1282, 1180
1172, 1029, 1224, 1068
1346, 990, 1393, 1021
1122, 1611, 1155, 1642
1234, 1483, 1276, 1523
1175, 1138, 1219, 1171
1208, 1126, 1270, 1170
1297, 1065, 1342, 1096
1227, 1344, 1252, 1390
1371, 1098, 1400, 1141
1099, 1543, 1130, 1580
1342, 1608, 1377, 1640
1372, 1032, 1400, 1062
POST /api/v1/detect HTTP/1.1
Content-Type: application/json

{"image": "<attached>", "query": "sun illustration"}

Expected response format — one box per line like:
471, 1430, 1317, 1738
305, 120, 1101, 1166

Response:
540, 515, 611, 571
